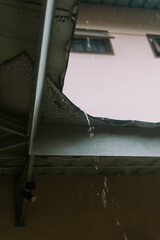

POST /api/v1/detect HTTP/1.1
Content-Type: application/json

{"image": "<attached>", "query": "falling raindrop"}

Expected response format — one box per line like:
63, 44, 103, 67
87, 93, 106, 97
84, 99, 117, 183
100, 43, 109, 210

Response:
87, 37, 91, 48
116, 217, 121, 226
101, 189, 107, 209
86, 20, 89, 30
88, 126, 94, 138
95, 164, 98, 170
84, 111, 94, 138
94, 156, 99, 170
123, 232, 128, 240
83, 112, 98, 170
104, 177, 107, 188
156, 13, 160, 19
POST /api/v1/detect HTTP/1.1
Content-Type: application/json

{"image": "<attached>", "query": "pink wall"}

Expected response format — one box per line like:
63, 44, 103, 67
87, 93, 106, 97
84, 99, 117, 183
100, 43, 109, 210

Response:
63, 4, 160, 122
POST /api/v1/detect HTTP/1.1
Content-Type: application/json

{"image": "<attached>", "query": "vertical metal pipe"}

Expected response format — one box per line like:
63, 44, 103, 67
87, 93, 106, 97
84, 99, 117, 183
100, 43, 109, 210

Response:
29, 0, 56, 153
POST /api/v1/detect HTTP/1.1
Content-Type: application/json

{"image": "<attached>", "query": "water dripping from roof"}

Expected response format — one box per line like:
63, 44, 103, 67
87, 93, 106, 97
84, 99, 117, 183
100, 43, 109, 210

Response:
101, 176, 110, 209
83, 111, 99, 170
87, 37, 91, 48
123, 232, 128, 240
156, 13, 160, 19
104, 177, 108, 192
94, 156, 99, 170
101, 188, 107, 209
83, 112, 97, 170
95, 164, 98, 170
83, 111, 94, 139
116, 217, 121, 226
86, 20, 89, 30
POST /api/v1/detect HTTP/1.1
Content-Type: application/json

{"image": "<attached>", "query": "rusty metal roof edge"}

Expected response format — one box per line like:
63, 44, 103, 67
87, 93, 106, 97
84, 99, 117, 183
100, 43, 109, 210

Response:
47, 80, 160, 129
94, 117, 160, 129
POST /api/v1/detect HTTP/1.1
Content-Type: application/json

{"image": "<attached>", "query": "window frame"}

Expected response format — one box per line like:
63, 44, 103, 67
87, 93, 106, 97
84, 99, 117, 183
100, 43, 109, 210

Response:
147, 34, 160, 57
71, 29, 115, 55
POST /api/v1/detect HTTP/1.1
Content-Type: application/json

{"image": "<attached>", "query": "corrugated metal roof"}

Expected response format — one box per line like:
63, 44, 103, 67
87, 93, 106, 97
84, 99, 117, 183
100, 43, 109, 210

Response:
81, 0, 160, 10
1, 0, 160, 179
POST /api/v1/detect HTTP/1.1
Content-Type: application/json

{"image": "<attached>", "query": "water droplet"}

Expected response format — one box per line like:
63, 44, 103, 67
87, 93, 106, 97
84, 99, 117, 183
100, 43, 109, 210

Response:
89, 132, 94, 138
84, 112, 95, 139
116, 217, 121, 226
104, 177, 109, 192
123, 232, 128, 240
101, 189, 107, 209
95, 164, 98, 170
104, 177, 107, 188
95, 156, 99, 170
87, 37, 91, 48
88, 126, 94, 138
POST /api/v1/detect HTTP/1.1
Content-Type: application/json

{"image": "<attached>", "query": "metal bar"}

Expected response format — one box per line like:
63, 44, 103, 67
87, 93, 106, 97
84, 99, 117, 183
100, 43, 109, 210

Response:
0, 115, 27, 136
74, 28, 115, 38
29, 0, 56, 154
15, 156, 35, 226
0, 141, 27, 152
0, 126, 26, 137
152, 37, 160, 53
0, 132, 11, 139
16, 0, 56, 226
0, 154, 26, 158
31, 125, 160, 157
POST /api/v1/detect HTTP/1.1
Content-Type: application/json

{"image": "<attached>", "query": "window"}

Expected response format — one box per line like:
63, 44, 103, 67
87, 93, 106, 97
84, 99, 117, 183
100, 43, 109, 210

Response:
71, 29, 114, 54
147, 34, 160, 57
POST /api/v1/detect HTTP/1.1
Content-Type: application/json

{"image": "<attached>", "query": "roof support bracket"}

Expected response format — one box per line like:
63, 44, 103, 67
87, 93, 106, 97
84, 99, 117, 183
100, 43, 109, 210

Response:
15, 156, 36, 226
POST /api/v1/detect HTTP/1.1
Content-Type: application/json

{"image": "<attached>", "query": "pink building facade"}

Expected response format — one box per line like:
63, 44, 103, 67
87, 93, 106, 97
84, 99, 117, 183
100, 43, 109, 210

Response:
64, 3, 160, 122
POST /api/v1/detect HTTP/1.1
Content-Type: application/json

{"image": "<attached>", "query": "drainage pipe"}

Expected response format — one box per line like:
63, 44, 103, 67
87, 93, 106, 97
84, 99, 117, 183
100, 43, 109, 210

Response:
29, 0, 56, 153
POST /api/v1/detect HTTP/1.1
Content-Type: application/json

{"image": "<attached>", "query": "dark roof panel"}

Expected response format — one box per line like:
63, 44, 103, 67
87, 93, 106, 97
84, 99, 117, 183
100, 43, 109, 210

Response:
81, 0, 160, 10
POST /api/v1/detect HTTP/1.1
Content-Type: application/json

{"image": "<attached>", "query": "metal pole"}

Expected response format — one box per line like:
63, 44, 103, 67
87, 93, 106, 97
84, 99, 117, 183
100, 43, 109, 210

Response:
29, 0, 56, 153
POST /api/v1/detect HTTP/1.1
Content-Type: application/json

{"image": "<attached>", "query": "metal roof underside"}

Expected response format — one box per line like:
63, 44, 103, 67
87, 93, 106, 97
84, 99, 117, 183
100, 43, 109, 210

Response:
81, 0, 160, 10
0, 0, 160, 179
2, 0, 160, 227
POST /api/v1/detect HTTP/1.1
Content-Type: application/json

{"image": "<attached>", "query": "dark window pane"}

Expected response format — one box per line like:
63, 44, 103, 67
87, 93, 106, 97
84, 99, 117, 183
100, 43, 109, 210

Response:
71, 37, 112, 54
155, 38, 160, 46
147, 35, 160, 57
